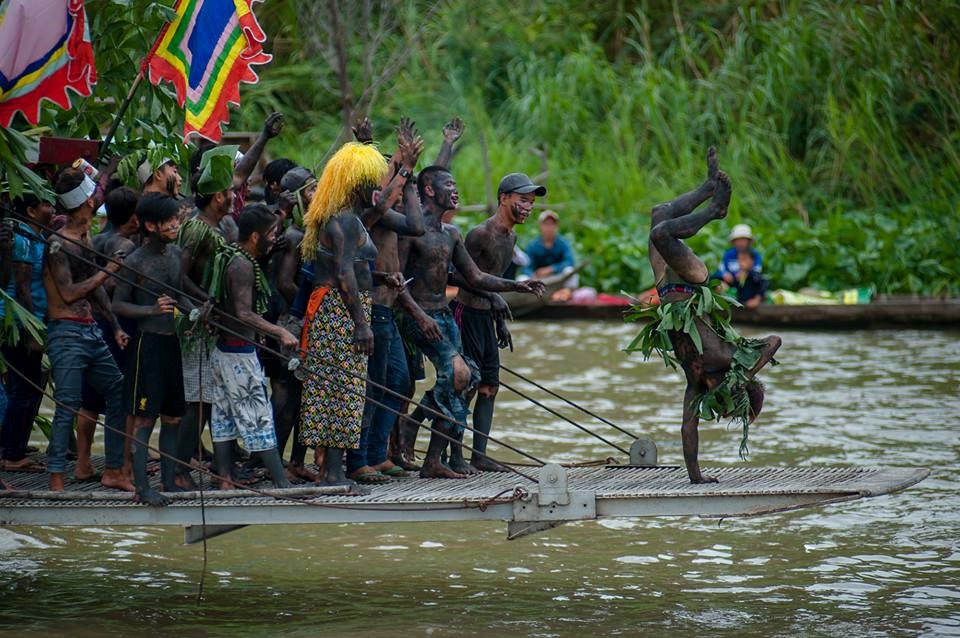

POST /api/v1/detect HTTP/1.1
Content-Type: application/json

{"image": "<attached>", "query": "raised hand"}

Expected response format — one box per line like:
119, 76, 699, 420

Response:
399, 134, 425, 169
352, 116, 374, 144
442, 117, 465, 143
396, 117, 417, 147
264, 112, 285, 138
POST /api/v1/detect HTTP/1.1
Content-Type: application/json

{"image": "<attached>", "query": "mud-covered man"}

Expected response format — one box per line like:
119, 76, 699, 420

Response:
112, 193, 191, 505
397, 166, 544, 479
450, 173, 546, 472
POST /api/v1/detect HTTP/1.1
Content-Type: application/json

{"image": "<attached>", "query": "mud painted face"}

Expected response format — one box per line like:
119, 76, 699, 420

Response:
255, 220, 280, 256
432, 172, 459, 211
160, 163, 182, 197
506, 192, 535, 223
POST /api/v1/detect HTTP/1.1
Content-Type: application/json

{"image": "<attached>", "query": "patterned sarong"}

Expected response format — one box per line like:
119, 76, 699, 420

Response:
299, 289, 371, 449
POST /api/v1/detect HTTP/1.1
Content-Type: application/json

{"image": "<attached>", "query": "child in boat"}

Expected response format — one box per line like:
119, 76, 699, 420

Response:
730, 249, 769, 308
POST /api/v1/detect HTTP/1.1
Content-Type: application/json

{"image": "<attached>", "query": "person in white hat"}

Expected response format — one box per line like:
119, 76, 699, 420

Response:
714, 222, 762, 286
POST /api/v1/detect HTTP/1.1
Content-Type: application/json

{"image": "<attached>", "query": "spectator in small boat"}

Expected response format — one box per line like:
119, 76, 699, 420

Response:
524, 210, 577, 300
730, 249, 768, 308
714, 223, 762, 285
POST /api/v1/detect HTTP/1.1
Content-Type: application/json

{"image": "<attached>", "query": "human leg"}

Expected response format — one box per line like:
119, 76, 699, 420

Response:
648, 147, 720, 282
0, 342, 44, 467
370, 318, 411, 473
86, 333, 134, 492
650, 171, 732, 284
45, 321, 94, 490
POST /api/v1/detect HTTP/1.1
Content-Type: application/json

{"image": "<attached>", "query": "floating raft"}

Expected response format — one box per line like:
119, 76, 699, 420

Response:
0, 457, 928, 542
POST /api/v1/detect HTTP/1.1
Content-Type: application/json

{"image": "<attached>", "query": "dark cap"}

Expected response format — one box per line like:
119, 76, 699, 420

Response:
498, 172, 546, 197
280, 166, 316, 193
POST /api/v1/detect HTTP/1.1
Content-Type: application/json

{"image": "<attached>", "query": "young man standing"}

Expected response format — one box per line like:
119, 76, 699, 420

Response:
44, 169, 132, 492
208, 204, 297, 489
397, 167, 544, 479
0, 194, 54, 472
112, 193, 189, 505
451, 173, 546, 472
174, 147, 235, 488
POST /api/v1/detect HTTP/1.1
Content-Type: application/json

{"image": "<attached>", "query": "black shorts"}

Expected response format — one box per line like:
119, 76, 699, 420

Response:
80, 315, 137, 414
124, 332, 186, 418
452, 302, 499, 387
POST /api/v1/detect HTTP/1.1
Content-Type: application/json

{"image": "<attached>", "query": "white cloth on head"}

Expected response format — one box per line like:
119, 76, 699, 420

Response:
58, 175, 96, 210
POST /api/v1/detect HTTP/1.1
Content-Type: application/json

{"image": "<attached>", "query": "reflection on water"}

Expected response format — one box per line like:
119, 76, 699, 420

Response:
1, 324, 958, 636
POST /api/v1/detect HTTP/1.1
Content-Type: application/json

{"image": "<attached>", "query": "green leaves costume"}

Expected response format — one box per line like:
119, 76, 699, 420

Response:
625, 284, 772, 458
209, 244, 272, 316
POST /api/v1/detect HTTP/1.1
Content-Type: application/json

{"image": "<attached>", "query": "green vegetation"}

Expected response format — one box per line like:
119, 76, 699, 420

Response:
5, 1, 959, 295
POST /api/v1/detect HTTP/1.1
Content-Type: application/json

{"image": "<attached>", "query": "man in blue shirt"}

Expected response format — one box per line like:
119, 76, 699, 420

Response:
1, 194, 54, 471
714, 223, 762, 284
524, 210, 577, 287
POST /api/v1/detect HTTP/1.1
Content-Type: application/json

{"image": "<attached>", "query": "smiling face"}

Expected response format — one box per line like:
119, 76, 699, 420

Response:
428, 171, 459, 211
501, 191, 535, 224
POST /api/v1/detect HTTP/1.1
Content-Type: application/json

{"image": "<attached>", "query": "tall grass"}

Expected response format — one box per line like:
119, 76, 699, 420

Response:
247, 0, 960, 294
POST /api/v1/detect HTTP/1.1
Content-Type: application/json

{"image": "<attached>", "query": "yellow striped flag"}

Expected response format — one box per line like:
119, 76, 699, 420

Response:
145, 0, 271, 142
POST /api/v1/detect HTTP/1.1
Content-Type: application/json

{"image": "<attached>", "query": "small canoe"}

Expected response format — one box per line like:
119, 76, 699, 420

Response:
516, 296, 960, 329
500, 263, 587, 316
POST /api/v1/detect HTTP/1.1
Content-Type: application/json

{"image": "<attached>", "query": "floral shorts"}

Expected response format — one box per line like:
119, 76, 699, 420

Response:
209, 345, 277, 452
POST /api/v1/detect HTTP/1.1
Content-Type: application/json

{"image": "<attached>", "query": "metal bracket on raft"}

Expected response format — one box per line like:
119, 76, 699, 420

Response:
629, 437, 658, 467
507, 464, 597, 540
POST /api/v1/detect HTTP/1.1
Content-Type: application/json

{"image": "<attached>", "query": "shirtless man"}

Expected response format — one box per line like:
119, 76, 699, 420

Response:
112, 193, 189, 505
263, 166, 316, 481
451, 173, 546, 472
139, 156, 182, 198
208, 204, 296, 490
346, 119, 425, 482
44, 169, 133, 492
77, 185, 140, 480
397, 166, 545, 479
174, 146, 235, 488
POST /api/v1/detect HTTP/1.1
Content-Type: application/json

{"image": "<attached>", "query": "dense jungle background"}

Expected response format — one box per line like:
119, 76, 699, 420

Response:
7, 0, 960, 294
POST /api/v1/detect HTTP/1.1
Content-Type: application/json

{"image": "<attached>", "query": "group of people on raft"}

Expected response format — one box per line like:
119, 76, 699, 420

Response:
0, 112, 780, 503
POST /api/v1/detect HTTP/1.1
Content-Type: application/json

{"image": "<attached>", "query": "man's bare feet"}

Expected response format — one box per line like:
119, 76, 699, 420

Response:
287, 462, 321, 483
392, 449, 420, 472
173, 473, 198, 491
449, 459, 480, 476
49, 473, 65, 492
707, 171, 731, 219
100, 468, 135, 492
706, 146, 719, 186
470, 456, 506, 472
74, 460, 97, 481
690, 473, 719, 484
134, 487, 171, 506
419, 460, 466, 479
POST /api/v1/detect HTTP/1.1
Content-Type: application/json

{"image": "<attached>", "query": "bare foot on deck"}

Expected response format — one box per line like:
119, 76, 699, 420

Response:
49, 473, 65, 492
470, 456, 507, 473
748, 335, 782, 378
691, 474, 719, 484
135, 487, 172, 506
173, 473, 198, 492
419, 460, 467, 479
449, 459, 480, 476
101, 468, 135, 492
287, 462, 321, 483
392, 448, 421, 472
74, 460, 97, 482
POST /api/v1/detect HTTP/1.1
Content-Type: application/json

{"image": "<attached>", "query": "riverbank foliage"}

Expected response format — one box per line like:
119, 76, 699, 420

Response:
9, 0, 960, 295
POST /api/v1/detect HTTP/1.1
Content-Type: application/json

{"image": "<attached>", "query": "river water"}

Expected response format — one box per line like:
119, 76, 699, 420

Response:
1, 322, 958, 636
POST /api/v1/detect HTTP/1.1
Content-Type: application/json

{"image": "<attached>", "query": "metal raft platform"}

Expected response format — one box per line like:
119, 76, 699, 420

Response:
0, 459, 928, 541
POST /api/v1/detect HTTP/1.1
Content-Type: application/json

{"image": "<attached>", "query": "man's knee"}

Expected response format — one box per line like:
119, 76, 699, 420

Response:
451, 355, 472, 392
649, 221, 670, 247
478, 384, 498, 398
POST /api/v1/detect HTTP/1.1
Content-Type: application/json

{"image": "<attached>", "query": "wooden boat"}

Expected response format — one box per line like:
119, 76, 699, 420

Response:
515, 295, 960, 329
499, 262, 587, 315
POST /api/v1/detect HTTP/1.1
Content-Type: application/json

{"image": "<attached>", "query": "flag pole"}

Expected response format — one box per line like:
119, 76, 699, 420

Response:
98, 69, 145, 164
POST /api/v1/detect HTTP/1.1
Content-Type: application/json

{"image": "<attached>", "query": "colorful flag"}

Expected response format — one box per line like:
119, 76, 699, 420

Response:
145, 0, 271, 143
0, 0, 97, 127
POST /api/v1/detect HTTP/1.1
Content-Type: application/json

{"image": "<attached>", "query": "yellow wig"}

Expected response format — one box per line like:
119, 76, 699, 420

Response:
301, 142, 388, 261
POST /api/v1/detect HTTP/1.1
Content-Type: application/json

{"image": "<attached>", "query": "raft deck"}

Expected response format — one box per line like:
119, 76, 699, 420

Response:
0, 457, 928, 541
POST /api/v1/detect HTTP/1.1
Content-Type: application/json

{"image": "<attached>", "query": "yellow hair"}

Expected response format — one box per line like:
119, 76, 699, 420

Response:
301, 142, 388, 261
